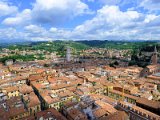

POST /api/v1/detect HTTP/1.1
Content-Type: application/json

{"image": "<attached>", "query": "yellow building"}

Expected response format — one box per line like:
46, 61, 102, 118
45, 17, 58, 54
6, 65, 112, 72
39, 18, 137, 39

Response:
108, 90, 138, 104
9, 111, 29, 120
57, 90, 75, 103
43, 95, 62, 110
39, 90, 62, 110
22, 92, 41, 115
93, 85, 105, 95
0, 97, 30, 120
4, 86, 20, 99
100, 82, 114, 95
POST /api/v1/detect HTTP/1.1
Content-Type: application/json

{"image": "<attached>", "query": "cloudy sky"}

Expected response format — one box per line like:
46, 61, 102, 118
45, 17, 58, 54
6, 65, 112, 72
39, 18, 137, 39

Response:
0, 0, 160, 42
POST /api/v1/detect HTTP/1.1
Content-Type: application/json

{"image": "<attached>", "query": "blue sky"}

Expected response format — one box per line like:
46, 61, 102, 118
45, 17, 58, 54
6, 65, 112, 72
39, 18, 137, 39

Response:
0, 0, 160, 42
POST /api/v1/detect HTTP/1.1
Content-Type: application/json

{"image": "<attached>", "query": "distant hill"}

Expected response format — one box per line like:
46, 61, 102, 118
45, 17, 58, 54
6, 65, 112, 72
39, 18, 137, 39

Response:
4, 41, 90, 57
78, 40, 160, 50
0, 40, 160, 52
77, 40, 108, 47
1, 40, 160, 68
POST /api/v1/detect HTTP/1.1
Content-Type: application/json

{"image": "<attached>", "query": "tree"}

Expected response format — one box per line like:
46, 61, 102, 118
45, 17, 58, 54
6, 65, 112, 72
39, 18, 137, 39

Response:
44, 64, 50, 67
109, 63, 114, 67
77, 83, 82, 86
92, 82, 96, 86
114, 61, 119, 65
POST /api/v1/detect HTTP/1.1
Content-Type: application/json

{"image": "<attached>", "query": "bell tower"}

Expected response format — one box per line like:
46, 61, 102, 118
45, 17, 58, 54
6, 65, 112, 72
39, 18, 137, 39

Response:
151, 46, 158, 65
66, 47, 71, 62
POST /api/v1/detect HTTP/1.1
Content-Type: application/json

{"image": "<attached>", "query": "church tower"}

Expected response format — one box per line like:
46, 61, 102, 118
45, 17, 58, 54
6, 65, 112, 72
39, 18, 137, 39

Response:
151, 46, 158, 65
66, 47, 71, 62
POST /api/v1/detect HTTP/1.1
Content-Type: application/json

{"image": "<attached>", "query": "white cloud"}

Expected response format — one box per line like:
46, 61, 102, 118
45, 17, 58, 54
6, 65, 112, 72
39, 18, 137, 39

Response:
99, 0, 121, 5
72, 5, 160, 40
0, 28, 29, 42
140, 0, 160, 11
144, 14, 158, 23
146, 16, 160, 26
32, 0, 91, 24
2, 9, 31, 26
1, 1, 160, 41
2, 0, 92, 26
74, 6, 141, 33
0, 1, 18, 17
49, 27, 58, 32
49, 27, 72, 39
24, 24, 46, 34
87, 0, 95, 2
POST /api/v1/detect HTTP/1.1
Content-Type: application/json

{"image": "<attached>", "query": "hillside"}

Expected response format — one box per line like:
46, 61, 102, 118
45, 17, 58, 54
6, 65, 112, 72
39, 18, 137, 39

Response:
0, 40, 160, 65
78, 40, 160, 50
1, 40, 160, 52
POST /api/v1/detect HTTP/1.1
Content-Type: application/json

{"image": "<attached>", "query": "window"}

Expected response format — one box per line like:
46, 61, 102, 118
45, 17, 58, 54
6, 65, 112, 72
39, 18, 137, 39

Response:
30, 108, 32, 113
